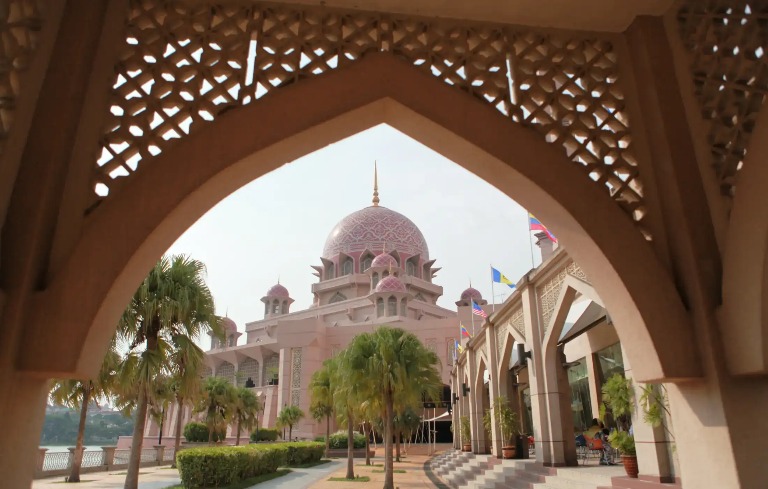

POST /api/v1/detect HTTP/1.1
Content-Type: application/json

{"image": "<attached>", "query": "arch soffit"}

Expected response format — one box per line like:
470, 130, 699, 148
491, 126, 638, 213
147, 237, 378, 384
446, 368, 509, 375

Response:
722, 104, 768, 375
473, 354, 489, 389
497, 326, 526, 378
28, 54, 696, 383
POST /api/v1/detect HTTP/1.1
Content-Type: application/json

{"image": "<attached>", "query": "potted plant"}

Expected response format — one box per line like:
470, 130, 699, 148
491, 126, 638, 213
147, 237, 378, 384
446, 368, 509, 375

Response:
602, 374, 637, 477
609, 431, 638, 478
460, 416, 472, 451
483, 396, 519, 459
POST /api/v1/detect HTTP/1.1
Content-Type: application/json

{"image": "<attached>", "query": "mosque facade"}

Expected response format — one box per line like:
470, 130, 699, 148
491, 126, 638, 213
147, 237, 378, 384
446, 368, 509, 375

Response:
141, 174, 493, 443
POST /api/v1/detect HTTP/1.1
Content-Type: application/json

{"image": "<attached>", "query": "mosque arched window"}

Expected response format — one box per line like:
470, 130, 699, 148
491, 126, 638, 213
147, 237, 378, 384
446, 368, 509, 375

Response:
330, 292, 347, 304
272, 299, 280, 314
377, 298, 384, 317
264, 302, 269, 316
388, 296, 397, 316
342, 258, 353, 276
228, 335, 235, 347
281, 301, 289, 314
362, 256, 373, 272
400, 298, 407, 316
326, 264, 335, 280
382, 270, 389, 278
406, 261, 416, 276
372, 272, 379, 289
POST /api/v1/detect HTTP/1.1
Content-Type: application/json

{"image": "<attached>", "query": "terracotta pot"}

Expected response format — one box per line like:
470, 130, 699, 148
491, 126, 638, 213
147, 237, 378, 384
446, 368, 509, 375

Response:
622, 455, 639, 478
501, 446, 516, 459
462, 443, 471, 452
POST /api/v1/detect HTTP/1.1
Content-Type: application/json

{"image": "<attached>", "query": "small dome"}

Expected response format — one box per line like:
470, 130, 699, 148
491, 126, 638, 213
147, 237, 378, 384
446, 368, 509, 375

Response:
266, 283, 290, 298
376, 275, 407, 293
221, 317, 237, 332
460, 287, 483, 302
371, 253, 398, 269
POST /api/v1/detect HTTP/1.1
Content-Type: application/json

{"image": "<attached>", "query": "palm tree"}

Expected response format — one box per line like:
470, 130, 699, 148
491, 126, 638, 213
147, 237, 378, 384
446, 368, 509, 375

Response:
276, 405, 305, 441
167, 333, 206, 466
197, 376, 235, 443
333, 347, 366, 480
117, 255, 221, 489
233, 387, 260, 445
347, 327, 442, 489
309, 358, 336, 457
147, 374, 174, 446
49, 342, 120, 483
393, 406, 421, 462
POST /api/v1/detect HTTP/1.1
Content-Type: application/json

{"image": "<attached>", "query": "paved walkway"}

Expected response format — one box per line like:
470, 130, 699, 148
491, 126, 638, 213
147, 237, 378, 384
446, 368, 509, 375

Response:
32, 466, 181, 489
308, 454, 440, 489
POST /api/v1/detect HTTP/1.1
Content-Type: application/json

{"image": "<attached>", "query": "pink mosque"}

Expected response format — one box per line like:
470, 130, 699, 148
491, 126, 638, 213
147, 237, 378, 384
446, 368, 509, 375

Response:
137, 172, 497, 445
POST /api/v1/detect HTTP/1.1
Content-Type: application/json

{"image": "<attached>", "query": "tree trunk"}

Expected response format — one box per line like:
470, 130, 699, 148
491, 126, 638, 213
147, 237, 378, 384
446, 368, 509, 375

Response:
325, 414, 330, 458
68, 385, 91, 483
172, 397, 184, 468
124, 376, 150, 489
345, 410, 355, 480
208, 418, 214, 444
384, 389, 394, 489
158, 406, 165, 446
236, 418, 242, 446
289, 424, 293, 441
395, 428, 401, 462
364, 422, 371, 466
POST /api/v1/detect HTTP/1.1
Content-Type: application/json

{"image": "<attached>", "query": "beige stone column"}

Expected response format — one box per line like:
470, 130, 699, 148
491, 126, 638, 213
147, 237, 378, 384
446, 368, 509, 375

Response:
466, 346, 487, 453
485, 325, 503, 457
520, 279, 550, 463
585, 353, 602, 422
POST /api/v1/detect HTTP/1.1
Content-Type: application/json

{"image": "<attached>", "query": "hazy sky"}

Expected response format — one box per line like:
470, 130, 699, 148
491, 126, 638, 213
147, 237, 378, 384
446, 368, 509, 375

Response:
166, 124, 549, 332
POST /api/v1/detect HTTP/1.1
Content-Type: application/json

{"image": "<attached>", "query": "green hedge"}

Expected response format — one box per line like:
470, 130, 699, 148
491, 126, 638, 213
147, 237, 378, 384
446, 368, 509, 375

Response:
328, 430, 366, 449
176, 442, 323, 488
250, 427, 280, 442
183, 422, 224, 443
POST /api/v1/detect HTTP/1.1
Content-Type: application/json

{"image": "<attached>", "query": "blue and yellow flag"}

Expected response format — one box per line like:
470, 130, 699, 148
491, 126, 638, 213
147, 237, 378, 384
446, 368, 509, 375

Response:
491, 266, 516, 289
456, 340, 464, 354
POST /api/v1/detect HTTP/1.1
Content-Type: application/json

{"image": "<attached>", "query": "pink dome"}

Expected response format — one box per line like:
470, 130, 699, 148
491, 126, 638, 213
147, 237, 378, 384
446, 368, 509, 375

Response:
221, 317, 237, 332
460, 287, 483, 302
323, 206, 429, 259
266, 283, 290, 298
375, 275, 407, 293
371, 253, 398, 269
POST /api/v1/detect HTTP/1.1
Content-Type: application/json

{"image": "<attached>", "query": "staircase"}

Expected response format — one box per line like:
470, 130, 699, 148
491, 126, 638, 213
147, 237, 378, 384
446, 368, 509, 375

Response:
428, 450, 625, 489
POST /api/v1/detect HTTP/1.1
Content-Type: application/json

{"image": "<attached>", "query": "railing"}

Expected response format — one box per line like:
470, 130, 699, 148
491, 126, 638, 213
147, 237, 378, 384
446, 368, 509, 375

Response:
35, 446, 173, 479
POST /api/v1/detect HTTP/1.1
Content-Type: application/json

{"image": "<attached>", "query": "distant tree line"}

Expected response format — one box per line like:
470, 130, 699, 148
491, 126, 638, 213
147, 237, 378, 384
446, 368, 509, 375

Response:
40, 410, 135, 445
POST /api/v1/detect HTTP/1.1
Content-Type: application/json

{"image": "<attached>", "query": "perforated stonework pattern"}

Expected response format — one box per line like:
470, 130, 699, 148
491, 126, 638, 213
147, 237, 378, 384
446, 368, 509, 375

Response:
538, 261, 590, 333
290, 347, 301, 407
0, 0, 42, 156
677, 1, 767, 199
495, 323, 508, 357
93, 1, 645, 230
510, 306, 525, 337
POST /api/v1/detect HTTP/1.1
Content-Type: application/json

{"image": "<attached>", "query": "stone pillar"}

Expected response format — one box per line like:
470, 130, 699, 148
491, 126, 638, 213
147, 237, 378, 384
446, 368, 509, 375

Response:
101, 446, 116, 469
485, 325, 503, 458
535, 232, 555, 262
555, 347, 577, 465
466, 346, 486, 453
623, 347, 675, 482
585, 353, 602, 422
154, 445, 165, 464
36, 448, 48, 476
67, 447, 81, 471
520, 280, 550, 463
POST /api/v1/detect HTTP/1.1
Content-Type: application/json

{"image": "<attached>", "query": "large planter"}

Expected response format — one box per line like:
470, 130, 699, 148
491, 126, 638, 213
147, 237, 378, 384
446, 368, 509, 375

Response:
501, 446, 516, 459
622, 455, 639, 478
462, 443, 472, 452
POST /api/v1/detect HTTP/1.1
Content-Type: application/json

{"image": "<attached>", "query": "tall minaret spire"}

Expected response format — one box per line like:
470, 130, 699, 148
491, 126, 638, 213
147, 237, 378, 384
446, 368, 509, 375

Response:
372, 161, 380, 206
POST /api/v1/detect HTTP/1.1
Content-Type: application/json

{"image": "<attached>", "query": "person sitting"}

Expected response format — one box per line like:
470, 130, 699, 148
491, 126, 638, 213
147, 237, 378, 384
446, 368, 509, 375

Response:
594, 430, 615, 465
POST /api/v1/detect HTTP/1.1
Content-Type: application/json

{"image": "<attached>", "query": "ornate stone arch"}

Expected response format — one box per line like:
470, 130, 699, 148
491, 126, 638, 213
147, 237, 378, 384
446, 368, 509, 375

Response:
29, 53, 698, 385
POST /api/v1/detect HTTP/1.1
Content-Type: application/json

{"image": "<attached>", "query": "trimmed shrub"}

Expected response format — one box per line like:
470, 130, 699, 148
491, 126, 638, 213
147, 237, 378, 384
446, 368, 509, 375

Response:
314, 435, 325, 442
250, 427, 280, 442
183, 422, 224, 443
285, 442, 325, 466
328, 430, 366, 449
176, 442, 324, 488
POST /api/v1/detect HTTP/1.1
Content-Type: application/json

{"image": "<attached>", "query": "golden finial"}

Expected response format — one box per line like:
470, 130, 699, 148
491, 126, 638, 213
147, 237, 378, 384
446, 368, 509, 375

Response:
372, 161, 380, 206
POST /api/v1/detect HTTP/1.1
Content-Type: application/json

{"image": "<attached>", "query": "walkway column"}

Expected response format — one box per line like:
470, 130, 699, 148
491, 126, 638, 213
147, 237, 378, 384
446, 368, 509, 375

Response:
485, 324, 503, 457
520, 278, 550, 463
466, 346, 487, 453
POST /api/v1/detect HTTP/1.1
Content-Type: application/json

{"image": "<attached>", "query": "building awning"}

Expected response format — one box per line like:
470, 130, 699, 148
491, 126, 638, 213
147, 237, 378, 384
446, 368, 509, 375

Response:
558, 301, 606, 344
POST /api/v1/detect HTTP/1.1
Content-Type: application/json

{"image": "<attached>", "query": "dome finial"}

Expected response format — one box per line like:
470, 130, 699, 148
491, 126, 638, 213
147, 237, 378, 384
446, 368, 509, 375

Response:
372, 161, 380, 207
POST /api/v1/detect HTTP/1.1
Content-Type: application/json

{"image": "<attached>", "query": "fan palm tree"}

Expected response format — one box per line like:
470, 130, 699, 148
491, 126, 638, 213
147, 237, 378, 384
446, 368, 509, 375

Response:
233, 387, 261, 445
333, 347, 367, 480
347, 327, 442, 489
117, 255, 221, 489
49, 343, 121, 483
309, 358, 336, 457
167, 334, 206, 466
393, 406, 421, 462
276, 404, 305, 441
196, 376, 236, 443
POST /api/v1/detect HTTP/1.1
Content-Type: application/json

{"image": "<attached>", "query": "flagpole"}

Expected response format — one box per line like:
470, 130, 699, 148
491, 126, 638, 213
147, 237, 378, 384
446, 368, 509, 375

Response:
490, 264, 495, 313
527, 214, 536, 269
470, 298, 475, 337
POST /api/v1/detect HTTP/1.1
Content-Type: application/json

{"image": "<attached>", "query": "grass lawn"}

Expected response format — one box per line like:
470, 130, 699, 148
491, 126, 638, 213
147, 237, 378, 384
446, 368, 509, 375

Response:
53, 480, 96, 484
372, 469, 406, 473
328, 476, 371, 482
356, 463, 383, 467
164, 469, 291, 489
